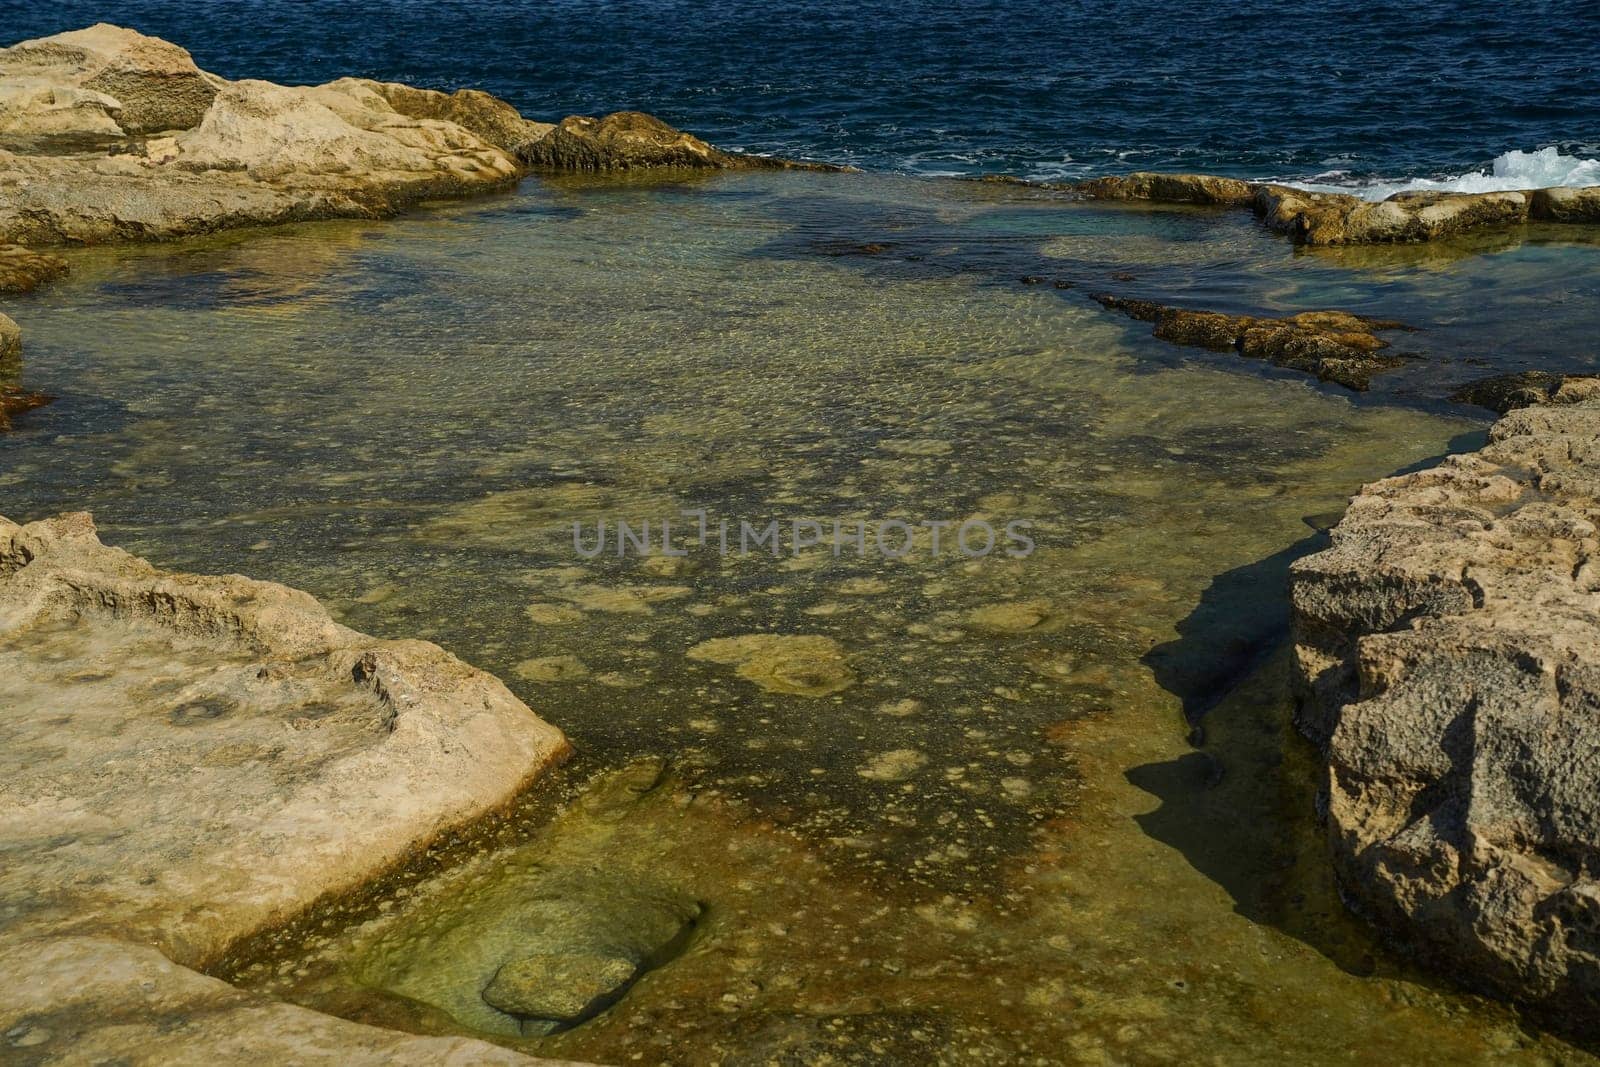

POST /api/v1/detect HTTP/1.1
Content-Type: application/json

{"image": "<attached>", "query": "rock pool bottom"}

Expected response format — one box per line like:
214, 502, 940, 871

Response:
4, 171, 1599, 1063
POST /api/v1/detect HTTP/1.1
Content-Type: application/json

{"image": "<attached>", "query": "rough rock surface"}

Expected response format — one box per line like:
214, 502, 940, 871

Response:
1075, 171, 1256, 206
0, 23, 217, 143
1062, 168, 1600, 245
1092, 294, 1409, 390
520, 110, 835, 173
1290, 400, 1600, 1019
0, 512, 572, 1061
1254, 184, 1535, 245
1452, 371, 1600, 414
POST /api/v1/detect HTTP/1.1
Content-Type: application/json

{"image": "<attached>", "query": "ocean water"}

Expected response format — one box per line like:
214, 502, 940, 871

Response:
10, 0, 1600, 185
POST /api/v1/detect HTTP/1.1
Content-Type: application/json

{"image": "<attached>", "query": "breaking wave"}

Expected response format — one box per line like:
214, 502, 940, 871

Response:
1293, 147, 1600, 201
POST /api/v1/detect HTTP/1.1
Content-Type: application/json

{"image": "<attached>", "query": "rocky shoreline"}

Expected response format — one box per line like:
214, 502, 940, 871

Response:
0, 512, 574, 1062
1291, 399, 1600, 1025
1075, 170, 1600, 245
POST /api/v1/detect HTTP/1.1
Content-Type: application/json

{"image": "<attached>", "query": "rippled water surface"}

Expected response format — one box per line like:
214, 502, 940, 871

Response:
5, 172, 1600, 1063
11, 0, 1600, 180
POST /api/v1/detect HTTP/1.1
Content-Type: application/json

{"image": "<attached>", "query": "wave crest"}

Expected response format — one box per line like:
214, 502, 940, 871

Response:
1294, 147, 1600, 201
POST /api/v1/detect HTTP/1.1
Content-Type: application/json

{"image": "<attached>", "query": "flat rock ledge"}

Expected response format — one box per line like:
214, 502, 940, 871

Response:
1073, 171, 1600, 245
0, 511, 575, 1063
1290, 400, 1600, 1021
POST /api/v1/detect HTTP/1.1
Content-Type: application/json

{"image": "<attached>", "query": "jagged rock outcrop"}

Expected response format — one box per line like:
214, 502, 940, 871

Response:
1452, 371, 1600, 414
0, 512, 573, 1060
1075, 171, 1256, 206
1092, 294, 1409, 390
520, 110, 836, 173
0, 23, 217, 144
359, 78, 555, 154
1290, 400, 1600, 1021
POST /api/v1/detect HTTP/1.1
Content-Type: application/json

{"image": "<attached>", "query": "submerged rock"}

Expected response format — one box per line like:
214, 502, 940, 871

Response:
1093, 294, 1409, 390
1451, 370, 1600, 414
481, 951, 639, 1021
1290, 400, 1600, 1021
0, 384, 51, 430
0, 243, 68, 292
688, 633, 858, 696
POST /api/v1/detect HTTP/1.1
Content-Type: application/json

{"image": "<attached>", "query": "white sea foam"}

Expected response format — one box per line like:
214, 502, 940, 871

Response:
1290, 147, 1600, 201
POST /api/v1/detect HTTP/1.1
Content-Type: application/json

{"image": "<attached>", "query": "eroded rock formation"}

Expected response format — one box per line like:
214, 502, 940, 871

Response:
0, 511, 572, 1061
1075, 171, 1256, 207
1092, 294, 1410, 390
1290, 400, 1600, 1021
520, 109, 838, 172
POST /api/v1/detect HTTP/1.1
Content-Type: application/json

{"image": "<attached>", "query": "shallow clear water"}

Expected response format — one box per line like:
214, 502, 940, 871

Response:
4, 171, 1600, 1063
10, 1, 1600, 181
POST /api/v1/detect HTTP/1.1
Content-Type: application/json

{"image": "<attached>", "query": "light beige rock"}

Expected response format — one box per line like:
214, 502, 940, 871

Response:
1291, 400, 1600, 1016
687, 633, 857, 696
0, 512, 575, 1061
0, 936, 584, 1065
0, 511, 569, 962
0, 23, 217, 139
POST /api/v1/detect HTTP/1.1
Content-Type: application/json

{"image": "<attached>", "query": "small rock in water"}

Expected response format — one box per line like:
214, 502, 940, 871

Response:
688, 634, 857, 697
858, 748, 928, 781
514, 654, 589, 683
481, 952, 638, 1022
967, 600, 1056, 633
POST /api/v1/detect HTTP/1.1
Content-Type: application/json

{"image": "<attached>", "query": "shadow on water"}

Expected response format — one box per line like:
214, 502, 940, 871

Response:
1123, 430, 1502, 982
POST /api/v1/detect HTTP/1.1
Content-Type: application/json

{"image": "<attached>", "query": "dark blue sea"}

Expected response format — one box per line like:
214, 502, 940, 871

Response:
10, 0, 1600, 185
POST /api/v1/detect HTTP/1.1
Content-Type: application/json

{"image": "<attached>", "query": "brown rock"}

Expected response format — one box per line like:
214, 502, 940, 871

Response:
1530, 185, 1600, 224
520, 110, 836, 173
359, 79, 554, 154
1255, 184, 1534, 245
1092, 294, 1409, 390
1075, 171, 1257, 206
1290, 400, 1600, 1022
1451, 371, 1600, 413
0, 242, 69, 292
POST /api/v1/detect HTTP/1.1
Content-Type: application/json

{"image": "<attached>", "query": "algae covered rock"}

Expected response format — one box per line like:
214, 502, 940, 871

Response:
481, 952, 640, 1021
0, 243, 69, 292
1075, 171, 1257, 206
520, 109, 832, 172
687, 633, 857, 696
1452, 370, 1600, 413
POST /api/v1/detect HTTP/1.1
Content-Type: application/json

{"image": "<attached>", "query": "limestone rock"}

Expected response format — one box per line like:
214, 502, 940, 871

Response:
0, 242, 69, 292
1075, 171, 1257, 206
687, 633, 857, 696
0, 936, 573, 1065
1531, 185, 1600, 224
0, 309, 16, 359
1452, 371, 1600, 413
1255, 184, 1533, 245
520, 110, 828, 172
359, 78, 554, 154
0, 23, 217, 139
0, 511, 570, 965
1290, 400, 1600, 1019
1093, 294, 1409, 390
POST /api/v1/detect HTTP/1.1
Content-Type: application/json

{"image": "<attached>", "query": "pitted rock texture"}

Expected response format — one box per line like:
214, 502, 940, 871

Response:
1064, 168, 1600, 245
1075, 171, 1256, 206
0, 23, 217, 143
0, 512, 574, 1061
1092, 294, 1409, 391
1290, 400, 1600, 1019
